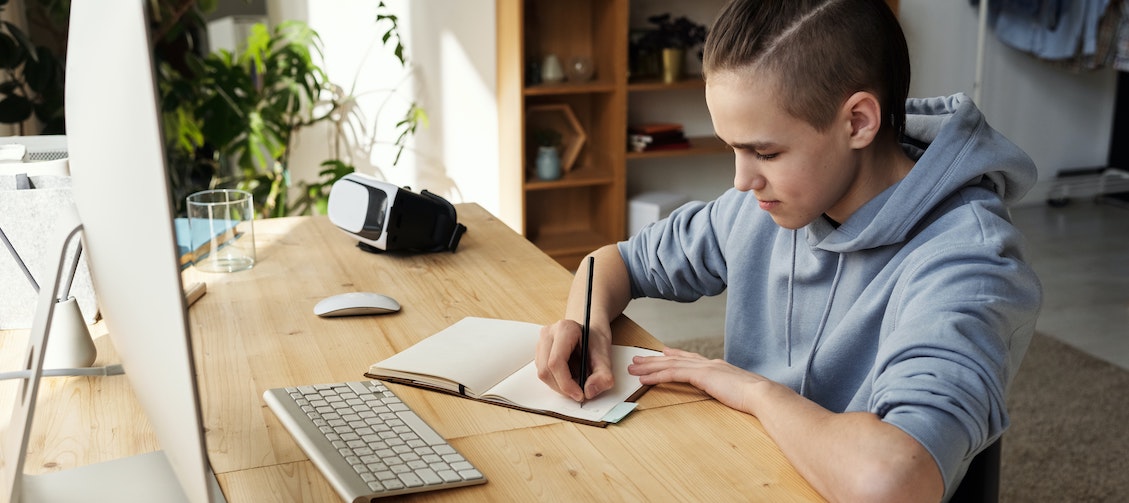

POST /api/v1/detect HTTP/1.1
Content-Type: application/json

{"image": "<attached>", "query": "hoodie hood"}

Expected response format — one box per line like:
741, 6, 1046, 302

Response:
815, 93, 1037, 253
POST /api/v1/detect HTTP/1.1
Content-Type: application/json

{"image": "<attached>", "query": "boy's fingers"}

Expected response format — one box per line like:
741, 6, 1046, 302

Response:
537, 322, 585, 401
581, 347, 615, 399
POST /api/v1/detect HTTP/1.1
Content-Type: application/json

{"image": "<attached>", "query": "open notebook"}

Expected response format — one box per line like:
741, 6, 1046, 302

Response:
365, 317, 662, 427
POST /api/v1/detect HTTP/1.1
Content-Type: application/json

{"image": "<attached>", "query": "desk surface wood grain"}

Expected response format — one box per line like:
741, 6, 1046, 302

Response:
1, 203, 822, 501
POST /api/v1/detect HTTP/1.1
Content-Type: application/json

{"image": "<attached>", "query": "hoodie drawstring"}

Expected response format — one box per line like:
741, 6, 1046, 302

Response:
784, 231, 797, 367
800, 252, 845, 397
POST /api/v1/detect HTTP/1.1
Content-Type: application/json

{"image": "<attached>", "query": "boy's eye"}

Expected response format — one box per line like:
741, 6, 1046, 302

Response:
754, 151, 778, 161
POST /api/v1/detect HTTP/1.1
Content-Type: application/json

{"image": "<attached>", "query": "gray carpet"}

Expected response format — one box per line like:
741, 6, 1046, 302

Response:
1001, 333, 1129, 502
671, 333, 1129, 501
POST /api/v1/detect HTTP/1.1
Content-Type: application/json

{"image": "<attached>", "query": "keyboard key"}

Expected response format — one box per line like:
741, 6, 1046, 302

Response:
418, 468, 443, 485
459, 469, 485, 481
438, 470, 462, 483
398, 472, 425, 488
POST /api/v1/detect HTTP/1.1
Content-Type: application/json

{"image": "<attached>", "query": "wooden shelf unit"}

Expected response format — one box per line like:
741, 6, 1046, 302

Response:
498, 0, 629, 270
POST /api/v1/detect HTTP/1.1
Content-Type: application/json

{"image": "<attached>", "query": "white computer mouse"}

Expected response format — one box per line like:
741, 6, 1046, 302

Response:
313, 292, 401, 317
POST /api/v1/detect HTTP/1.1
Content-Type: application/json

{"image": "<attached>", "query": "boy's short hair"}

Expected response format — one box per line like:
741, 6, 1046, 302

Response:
703, 0, 910, 140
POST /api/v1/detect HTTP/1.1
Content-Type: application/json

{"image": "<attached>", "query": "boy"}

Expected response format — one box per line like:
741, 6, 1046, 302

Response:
534, 0, 1042, 501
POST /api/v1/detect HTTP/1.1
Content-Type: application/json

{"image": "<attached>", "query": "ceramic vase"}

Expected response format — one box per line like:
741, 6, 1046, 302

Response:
541, 54, 565, 83
535, 146, 562, 180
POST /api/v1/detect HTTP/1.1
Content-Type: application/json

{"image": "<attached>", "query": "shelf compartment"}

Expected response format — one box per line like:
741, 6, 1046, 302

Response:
627, 135, 730, 160
523, 0, 620, 92
525, 93, 623, 182
525, 185, 620, 269
527, 103, 586, 172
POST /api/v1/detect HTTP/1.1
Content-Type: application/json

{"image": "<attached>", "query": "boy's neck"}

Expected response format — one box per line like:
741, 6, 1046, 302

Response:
826, 140, 916, 224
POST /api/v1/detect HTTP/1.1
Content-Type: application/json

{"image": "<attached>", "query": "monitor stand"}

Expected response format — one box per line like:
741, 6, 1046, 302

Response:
41, 289, 98, 371
1, 207, 226, 503
20, 451, 226, 503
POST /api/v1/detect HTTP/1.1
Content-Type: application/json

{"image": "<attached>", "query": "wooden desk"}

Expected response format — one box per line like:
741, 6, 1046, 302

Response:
2, 203, 821, 501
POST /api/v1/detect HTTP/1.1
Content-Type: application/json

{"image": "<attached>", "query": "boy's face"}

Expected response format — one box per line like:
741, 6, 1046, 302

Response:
706, 70, 860, 229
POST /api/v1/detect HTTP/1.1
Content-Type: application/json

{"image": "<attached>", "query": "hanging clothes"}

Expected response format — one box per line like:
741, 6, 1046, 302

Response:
970, 0, 1064, 28
975, 0, 1128, 71
995, 0, 1108, 60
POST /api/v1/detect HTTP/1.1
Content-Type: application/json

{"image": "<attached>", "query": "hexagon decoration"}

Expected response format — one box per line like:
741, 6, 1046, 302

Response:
526, 104, 587, 172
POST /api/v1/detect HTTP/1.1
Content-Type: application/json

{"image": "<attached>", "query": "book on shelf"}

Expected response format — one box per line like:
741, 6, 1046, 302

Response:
628, 122, 691, 152
629, 129, 686, 144
628, 122, 683, 135
365, 317, 662, 427
633, 140, 692, 152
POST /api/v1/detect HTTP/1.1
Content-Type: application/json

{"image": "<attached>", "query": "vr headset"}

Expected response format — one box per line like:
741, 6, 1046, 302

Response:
327, 173, 467, 253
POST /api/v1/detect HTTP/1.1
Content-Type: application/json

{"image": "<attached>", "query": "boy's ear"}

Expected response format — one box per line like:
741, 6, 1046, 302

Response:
842, 91, 881, 149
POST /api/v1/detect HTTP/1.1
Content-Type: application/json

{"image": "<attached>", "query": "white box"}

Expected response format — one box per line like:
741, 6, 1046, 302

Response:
628, 191, 689, 236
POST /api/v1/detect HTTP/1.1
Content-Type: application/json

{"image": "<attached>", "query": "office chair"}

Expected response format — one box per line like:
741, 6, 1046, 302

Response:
950, 438, 1002, 503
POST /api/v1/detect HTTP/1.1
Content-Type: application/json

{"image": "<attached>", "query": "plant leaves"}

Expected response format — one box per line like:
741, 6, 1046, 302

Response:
1, 21, 36, 64
0, 94, 32, 123
0, 30, 26, 69
24, 46, 59, 93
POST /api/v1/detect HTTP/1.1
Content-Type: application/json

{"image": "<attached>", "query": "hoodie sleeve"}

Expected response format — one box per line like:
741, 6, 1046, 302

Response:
868, 207, 1042, 495
618, 189, 756, 301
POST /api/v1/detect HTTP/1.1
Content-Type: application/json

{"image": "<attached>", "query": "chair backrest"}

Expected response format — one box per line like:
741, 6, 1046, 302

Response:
950, 438, 1002, 503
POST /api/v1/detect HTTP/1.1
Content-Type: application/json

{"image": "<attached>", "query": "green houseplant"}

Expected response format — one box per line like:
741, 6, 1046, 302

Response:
161, 20, 332, 218
160, 1, 425, 219
0, 0, 65, 134
639, 13, 707, 51
630, 13, 707, 83
0, 0, 219, 135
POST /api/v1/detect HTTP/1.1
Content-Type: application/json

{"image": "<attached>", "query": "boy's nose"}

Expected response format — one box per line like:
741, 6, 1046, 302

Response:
734, 159, 766, 192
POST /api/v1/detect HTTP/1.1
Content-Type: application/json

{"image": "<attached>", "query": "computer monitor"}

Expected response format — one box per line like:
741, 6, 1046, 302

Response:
1, 0, 224, 501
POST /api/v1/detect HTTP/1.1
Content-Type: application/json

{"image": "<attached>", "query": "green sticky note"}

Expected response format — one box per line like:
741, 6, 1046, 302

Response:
600, 402, 638, 424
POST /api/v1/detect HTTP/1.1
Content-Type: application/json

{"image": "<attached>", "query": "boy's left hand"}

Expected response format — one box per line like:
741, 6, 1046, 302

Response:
627, 347, 769, 412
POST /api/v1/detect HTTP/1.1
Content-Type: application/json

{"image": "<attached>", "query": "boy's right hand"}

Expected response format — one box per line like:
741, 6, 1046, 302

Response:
535, 319, 614, 402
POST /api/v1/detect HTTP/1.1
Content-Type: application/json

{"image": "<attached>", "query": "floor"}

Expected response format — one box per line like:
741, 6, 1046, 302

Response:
625, 199, 1129, 370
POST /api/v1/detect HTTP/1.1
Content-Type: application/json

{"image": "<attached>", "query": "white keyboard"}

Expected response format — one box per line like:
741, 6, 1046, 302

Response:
263, 380, 486, 500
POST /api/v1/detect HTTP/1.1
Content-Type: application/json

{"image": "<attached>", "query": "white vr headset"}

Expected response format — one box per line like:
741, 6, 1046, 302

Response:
327, 173, 467, 253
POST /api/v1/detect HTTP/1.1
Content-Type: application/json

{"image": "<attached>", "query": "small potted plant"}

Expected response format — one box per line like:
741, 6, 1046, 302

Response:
530, 128, 562, 180
633, 13, 708, 83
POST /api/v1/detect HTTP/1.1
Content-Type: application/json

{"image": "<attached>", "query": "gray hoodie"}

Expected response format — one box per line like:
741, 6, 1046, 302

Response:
619, 93, 1042, 498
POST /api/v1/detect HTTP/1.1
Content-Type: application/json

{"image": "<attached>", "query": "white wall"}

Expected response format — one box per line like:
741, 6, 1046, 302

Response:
405, 1, 499, 211
268, 0, 500, 216
900, 0, 1117, 206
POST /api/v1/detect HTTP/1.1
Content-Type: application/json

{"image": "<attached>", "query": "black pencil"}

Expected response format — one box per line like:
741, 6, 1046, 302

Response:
579, 255, 594, 404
